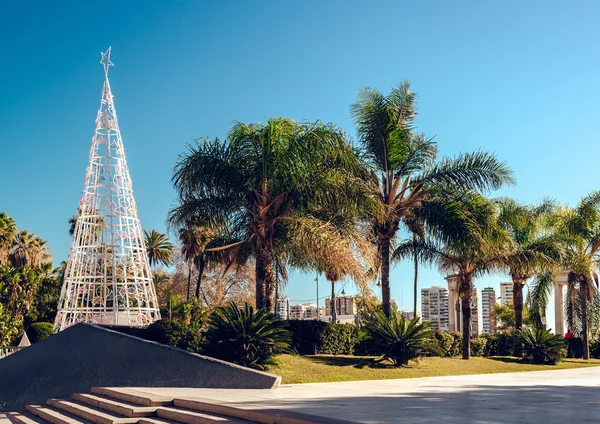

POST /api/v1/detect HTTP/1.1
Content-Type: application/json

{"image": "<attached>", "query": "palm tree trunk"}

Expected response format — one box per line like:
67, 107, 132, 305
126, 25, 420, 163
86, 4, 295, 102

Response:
413, 244, 418, 317
194, 256, 205, 299
381, 237, 391, 318
581, 279, 590, 360
186, 261, 192, 301
331, 280, 337, 324
460, 275, 472, 360
255, 249, 268, 310
513, 280, 524, 357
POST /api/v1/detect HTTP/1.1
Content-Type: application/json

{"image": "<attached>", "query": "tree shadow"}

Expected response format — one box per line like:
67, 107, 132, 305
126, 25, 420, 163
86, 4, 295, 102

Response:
308, 355, 405, 369
231, 383, 600, 423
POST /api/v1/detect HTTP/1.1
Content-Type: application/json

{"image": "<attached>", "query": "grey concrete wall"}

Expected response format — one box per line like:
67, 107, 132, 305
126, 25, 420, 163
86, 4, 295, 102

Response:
0, 323, 280, 411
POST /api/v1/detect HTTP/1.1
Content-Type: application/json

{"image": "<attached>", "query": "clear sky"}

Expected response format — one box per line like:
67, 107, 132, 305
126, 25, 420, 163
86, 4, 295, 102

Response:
1, 1, 599, 326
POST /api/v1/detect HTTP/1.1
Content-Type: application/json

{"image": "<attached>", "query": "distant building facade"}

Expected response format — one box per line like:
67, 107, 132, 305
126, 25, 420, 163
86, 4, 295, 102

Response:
500, 282, 513, 307
289, 303, 322, 320
481, 287, 497, 334
398, 310, 416, 321
470, 288, 481, 337
275, 296, 290, 320
324, 296, 356, 317
421, 286, 449, 331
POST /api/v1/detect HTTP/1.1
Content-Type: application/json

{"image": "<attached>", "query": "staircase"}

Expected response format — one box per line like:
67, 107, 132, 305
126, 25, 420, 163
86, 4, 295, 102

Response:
5, 387, 350, 424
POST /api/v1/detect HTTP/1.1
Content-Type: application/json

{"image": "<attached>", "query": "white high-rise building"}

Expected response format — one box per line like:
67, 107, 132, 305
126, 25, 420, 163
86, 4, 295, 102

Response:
275, 296, 290, 320
421, 286, 449, 331
289, 303, 320, 320
500, 282, 513, 306
481, 287, 497, 334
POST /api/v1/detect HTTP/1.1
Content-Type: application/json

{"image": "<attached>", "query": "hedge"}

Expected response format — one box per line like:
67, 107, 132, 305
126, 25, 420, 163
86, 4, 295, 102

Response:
26, 322, 54, 344
286, 320, 359, 355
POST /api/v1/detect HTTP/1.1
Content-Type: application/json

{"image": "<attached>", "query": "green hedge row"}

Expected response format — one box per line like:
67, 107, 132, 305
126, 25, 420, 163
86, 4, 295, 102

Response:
285, 320, 359, 355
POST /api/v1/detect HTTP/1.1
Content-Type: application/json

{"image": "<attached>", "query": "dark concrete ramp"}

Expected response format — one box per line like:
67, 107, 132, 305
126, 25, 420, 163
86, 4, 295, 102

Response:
0, 323, 280, 411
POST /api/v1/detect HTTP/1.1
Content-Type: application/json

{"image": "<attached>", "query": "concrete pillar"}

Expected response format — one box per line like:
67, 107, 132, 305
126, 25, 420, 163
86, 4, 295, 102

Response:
446, 274, 460, 332
554, 272, 568, 335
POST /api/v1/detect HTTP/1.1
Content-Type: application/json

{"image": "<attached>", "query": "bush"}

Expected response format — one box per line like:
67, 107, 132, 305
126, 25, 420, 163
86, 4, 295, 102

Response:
362, 311, 438, 366
433, 331, 454, 357
590, 338, 600, 359
520, 328, 566, 365
470, 337, 487, 357
482, 332, 517, 356
204, 302, 291, 369
286, 320, 359, 355
320, 323, 360, 355
26, 322, 54, 343
145, 319, 204, 353
286, 320, 328, 355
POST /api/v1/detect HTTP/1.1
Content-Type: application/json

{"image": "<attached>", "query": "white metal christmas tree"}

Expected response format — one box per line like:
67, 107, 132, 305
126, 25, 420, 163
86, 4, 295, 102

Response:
54, 48, 161, 332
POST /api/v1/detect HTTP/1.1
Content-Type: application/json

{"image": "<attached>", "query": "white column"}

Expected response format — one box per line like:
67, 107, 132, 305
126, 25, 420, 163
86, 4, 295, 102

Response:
554, 280, 565, 336
446, 275, 459, 332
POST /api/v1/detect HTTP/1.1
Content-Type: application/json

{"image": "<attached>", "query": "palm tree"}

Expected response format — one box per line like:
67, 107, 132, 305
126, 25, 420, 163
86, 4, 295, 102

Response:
0, 213, 17, 266
351, 82, 514, 317
169, 118, 369, 311
393, 192, 507, 359
495, 198, 561, 334
144, 230, 174, 268
555, 193, 600, 359
10, 231, 52, 270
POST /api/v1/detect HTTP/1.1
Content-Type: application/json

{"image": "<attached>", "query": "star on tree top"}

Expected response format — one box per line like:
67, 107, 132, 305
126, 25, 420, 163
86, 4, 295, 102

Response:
100, 47, 114, 76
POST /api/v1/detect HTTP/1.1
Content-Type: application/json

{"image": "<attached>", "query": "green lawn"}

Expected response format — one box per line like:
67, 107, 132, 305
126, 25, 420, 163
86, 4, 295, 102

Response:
267, 354, 600, 384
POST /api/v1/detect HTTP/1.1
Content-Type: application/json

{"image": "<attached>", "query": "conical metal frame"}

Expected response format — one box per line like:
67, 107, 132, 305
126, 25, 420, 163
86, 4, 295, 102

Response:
54, 48, 161, 331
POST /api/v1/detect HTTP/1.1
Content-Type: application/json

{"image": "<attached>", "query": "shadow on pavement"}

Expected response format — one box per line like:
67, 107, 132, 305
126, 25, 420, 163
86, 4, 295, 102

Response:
235, 384, 600, 423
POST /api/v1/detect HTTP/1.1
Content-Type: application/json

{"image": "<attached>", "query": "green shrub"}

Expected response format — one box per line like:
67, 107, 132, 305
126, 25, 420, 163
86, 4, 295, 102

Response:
430, 331, 462, 357
26, 322, 54, 343
145, 319, 204, 353
286, 320, 359, 355
362, 311, 438, 366
520, 328, 566, 365
320, 323, 359, 355
286, 320, 329, 355
204, 302, 292, 369
482, 332, 517, 356
449, 331, 463, 356
590, 338, 600, 359
470, 337, 487, 357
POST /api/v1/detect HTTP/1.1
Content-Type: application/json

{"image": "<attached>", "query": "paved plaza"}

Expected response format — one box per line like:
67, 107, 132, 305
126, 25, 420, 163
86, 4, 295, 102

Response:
132, 366, 600, 423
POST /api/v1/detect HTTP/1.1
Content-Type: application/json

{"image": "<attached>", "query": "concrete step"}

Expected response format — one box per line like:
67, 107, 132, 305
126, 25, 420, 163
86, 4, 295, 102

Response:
25, 405, 93, 424
5, 411, 50, 424
174, 397, 356, 424
136, 419, 173, 424
47, 400, 138, 424
72, 394, 157, 418
90, 389, 172, 408
156, 406, 253, 424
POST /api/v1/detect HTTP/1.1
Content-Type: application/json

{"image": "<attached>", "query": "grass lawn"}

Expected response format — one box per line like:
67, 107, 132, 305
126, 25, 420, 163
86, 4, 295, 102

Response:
267, 354, 600, 384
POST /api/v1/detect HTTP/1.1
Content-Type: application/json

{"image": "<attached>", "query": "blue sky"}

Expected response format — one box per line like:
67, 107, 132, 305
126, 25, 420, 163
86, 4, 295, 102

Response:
1, 1, 599, 324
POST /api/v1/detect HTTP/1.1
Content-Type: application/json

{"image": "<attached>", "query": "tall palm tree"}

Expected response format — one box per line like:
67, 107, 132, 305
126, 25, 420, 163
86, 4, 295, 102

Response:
10, 231, 52, 270
144, 230, 174, 268
0, 213, 17, 266
556, 193, 600, 359
393, 192, 507, 359
351, 82, 514, 317
495, 198, 561, 333
169, 118, 369, 311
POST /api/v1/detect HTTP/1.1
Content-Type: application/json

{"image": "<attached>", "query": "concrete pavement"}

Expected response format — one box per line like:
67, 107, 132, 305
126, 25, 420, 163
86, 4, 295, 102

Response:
132, 366, 600, 423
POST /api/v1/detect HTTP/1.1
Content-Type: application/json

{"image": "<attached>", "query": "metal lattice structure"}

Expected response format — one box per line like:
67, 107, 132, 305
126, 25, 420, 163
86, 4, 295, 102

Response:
54, 48, 161, 332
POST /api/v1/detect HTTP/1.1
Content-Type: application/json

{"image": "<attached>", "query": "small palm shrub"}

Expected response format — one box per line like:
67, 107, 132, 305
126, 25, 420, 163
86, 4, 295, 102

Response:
204, 302, 291, 369
520, 328, 566, 365
470, 337, 487, 357
26, 322, 54, 343
362, 311, 438, 366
